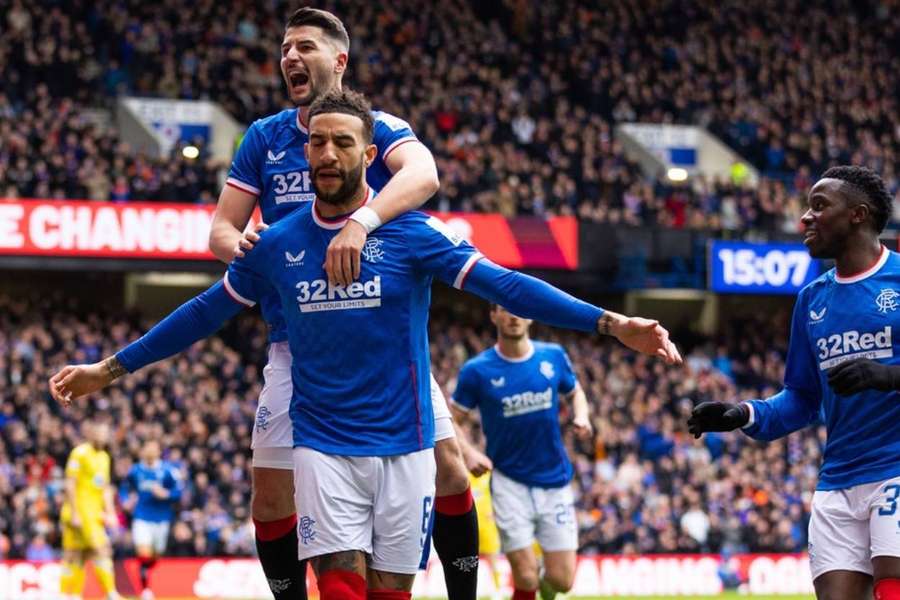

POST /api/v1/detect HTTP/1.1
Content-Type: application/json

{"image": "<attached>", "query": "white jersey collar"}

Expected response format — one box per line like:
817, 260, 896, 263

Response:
494, 342, 535, 363
311, 186, 375, 230
835, 245, 889, 284
295, 110, 308, 134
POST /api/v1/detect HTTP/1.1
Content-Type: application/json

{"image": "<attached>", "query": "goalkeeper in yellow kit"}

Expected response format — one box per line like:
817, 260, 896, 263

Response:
60, 420, 121, 600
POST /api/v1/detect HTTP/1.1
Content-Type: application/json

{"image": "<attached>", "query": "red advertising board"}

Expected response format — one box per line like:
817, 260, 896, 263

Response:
0, 200, 577, 269
0, 553, 813, 598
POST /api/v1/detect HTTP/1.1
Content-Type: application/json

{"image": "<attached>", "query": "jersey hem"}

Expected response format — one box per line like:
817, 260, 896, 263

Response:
494, 467, 572, 489
816, 464, 900, 491
293, 440, 434, 457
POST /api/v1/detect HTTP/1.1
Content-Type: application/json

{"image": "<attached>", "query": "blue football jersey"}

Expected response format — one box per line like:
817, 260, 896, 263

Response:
746, 247, 900, 490
225, 108, 418, 342
222, 197, 484, 456
453, 341, 577, 488
123, 461, 182, 523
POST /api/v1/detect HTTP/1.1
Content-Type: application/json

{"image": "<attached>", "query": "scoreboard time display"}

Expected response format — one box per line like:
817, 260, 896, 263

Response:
709, 240, 820, 294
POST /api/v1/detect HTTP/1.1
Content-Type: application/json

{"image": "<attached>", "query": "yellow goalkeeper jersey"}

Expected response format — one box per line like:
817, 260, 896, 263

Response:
61, 442, 110, 525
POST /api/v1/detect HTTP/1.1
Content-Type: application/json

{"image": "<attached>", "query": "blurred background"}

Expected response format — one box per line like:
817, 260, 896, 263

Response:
2, 0, 900, 597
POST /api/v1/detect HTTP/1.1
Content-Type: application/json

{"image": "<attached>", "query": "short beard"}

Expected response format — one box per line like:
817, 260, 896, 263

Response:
314, 159, 365, 206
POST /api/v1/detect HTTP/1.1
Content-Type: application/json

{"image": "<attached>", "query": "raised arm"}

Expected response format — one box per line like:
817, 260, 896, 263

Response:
209, 186, 259, 263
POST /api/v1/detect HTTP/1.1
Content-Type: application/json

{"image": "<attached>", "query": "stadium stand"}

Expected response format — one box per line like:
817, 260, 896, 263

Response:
3, 0, 897, 228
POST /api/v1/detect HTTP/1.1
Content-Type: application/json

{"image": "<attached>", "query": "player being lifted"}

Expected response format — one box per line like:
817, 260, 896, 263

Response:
452, 305, 592, 600
688, 166, 900, 600
128, 7, 473, 600
59, 420, 121, 600
51, 89, 681, 600
121, 440, 183, 600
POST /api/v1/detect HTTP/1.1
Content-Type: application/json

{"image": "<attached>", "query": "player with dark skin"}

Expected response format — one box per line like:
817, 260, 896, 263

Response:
689, 168, 900, 600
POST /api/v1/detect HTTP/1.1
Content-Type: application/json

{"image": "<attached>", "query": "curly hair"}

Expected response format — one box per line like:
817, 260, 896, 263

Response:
308, 89, 374, 143
822, 165, 894, 233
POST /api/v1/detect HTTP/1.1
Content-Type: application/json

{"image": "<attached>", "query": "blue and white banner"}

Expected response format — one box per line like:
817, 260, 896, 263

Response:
709, 240, 820, 294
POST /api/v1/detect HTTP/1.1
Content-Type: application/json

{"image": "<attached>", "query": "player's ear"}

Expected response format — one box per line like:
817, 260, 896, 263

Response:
364, 143, 377, 167
851, 202, 870, 226
334, 51, 348, 75
304, 143, 309, 161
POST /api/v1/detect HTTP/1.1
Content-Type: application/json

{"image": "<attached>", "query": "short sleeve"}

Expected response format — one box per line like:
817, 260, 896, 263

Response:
65, 449, 81, 479
373, 111, 418, 162
452, 363, 480, 411
556, 346, 577, 395
408, 215, 484, 288
226, 121, 265, 196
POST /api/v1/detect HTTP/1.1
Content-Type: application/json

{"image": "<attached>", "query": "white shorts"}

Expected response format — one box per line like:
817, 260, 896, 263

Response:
809, 475, 900, 580
431, 376, 455, 442
251, 342, 294, 469
292, 447, 436, 574
491, 469, 577, 554
132, 519, 170, 555
253, 344, 451, 468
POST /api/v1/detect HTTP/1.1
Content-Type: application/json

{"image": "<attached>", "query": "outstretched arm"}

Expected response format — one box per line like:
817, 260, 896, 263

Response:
688, 387, 820, 441
49, 281, 245, 404
462, 259, 681, 363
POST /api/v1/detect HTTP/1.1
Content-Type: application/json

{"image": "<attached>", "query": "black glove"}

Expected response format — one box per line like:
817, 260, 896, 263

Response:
687, 402, 750, 438
827, 358, 899, 396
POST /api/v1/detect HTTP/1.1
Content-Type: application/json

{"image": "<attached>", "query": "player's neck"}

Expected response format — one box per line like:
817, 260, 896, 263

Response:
496, 337, 533, 360
834, 237, 884, 278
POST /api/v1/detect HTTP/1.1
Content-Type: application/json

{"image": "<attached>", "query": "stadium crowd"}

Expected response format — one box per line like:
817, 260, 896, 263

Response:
2, 0, 898, 230
0, 290, 814, 559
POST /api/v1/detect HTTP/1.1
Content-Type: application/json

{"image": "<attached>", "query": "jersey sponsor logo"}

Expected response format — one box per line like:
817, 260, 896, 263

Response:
809, 307, 826, 323
816, 325, 893, 369
876, 289, 899, 313
501, 386, 553, 417
266, 149, 286, 164
361, 238, 385, 263
491, 376, 506, 388
272, 171, 314, 204
284, 250, 305, 267
540, 360, 555, 379
295, 276, 382, 312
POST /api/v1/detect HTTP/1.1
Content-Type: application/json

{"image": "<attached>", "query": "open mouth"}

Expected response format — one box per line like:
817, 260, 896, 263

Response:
289, 71, 309, 87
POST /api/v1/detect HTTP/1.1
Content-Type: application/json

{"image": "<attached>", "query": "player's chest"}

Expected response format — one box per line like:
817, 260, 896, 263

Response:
483, 361, 559, 418
808, 280, 900, 370
270, 233, 414, 315
259, 151, 315, 218
83, 460, 107, 488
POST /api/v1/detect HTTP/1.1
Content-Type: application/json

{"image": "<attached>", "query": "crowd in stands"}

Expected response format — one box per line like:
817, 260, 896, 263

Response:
2, 0, 898, 230
0, 289, 813, 559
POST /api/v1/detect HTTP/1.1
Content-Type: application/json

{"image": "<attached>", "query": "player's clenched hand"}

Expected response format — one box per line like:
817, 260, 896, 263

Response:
49, 363, 113, 407
600, 312, 682, 365
687, 402, 750, 438
572, 415, 593, 439
325, 220, 366, 287
463, 447, 493, 477
233, 222, 268, 258
827, 358, 898, 395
